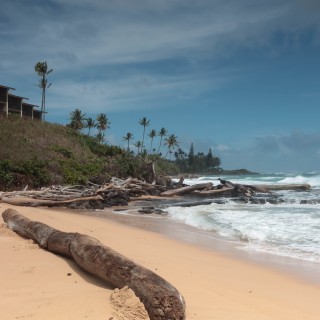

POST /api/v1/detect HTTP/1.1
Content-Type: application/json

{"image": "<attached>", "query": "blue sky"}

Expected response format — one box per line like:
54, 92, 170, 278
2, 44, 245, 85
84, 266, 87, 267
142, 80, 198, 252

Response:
1, 0, 320, 173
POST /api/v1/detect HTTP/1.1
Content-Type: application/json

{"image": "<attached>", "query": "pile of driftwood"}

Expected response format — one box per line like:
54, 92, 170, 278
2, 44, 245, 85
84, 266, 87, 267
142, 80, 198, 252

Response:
0, 176, 311, 209
0, 177, 173, 209
160, 178, 311, 197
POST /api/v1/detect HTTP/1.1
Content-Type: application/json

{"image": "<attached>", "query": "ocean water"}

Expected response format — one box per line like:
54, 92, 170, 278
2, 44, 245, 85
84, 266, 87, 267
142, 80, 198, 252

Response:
166, 172, 320, 264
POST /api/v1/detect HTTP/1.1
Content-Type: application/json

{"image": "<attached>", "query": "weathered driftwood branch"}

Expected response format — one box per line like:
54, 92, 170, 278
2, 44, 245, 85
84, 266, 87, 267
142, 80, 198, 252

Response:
192, 187, 234, 197
161, 182, 213, 197
2, 209, 185, 320
1, 195, 103, 207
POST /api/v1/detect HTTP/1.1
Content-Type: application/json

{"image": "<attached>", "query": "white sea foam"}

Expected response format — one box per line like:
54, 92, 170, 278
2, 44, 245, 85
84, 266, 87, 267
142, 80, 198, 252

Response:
278, 175, 320, 187
181, 172, 320, 189
167, 173, 320, 263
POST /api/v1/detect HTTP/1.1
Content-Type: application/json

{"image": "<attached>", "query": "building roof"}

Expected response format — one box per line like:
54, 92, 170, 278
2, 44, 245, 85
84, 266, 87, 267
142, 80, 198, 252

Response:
8, 93, 29, 100
22, 102, 39, 108
0, 84, 15, 90
33, 110, 47, 114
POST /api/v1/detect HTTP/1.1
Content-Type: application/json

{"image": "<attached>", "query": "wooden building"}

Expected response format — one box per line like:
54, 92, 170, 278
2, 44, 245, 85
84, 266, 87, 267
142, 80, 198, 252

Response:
0, 84, 42, 120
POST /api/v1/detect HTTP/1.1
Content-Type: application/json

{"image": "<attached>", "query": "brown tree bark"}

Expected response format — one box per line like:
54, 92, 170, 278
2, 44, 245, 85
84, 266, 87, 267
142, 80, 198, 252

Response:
2, 209, 185, 320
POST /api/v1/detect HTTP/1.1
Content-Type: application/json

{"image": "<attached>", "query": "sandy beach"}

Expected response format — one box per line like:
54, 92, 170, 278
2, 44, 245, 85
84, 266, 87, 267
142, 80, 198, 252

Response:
1, 202, 320, 320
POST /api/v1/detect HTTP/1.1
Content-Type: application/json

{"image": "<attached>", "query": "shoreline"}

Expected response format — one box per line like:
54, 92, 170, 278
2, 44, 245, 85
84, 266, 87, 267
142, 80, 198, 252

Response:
1, 203, 320, 320
69, 205, 320, 286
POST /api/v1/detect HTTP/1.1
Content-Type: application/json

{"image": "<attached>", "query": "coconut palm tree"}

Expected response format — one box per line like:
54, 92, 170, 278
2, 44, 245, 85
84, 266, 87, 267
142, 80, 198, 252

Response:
164, 134, 179, 158
95, 131, 104, 144
123, 132, 134, 152
69, 108, 86, 132
85, 117, 96, 136
148, 129, 157, 153
34, 61, 53, 121
157, 127, 167, 154
96, 113, 110, 143
134, 140, 142, 154
138, 117, 150, 151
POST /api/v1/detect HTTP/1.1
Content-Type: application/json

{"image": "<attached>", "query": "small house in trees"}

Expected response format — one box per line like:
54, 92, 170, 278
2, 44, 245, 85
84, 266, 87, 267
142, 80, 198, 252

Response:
0, 84, 42, 120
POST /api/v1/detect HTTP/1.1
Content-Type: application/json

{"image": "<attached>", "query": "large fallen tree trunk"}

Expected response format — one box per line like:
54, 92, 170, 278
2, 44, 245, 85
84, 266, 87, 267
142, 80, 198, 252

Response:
161, 182, 213, 197
2, 209, 185, 320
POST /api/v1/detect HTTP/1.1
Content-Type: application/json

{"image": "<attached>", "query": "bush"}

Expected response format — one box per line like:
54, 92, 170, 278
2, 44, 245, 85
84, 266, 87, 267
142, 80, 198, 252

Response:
79, 135, 125, 157
0, 160, 14, 189
59, 158, 104, 185
148, 154, 180, 175
0, 158, 50, 190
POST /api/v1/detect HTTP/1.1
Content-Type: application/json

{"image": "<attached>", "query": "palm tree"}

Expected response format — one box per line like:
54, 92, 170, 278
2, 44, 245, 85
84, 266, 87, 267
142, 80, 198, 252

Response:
123, 132, 134, 152
34, 61, 53, 121
148, 129, 157, 153
95, 131, 104, 144
96, 113, 111, 143
164, 134, 179, 158
85, 117, 96, 136
157, 127, 168, 154
134, 140, 142, 154
69, 108, 86, 132
138, 117, 150, 151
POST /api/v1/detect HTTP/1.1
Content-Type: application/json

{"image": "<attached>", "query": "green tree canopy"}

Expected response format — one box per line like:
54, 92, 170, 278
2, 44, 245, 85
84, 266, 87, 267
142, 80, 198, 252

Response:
139, 117, 150, 151
69, 108, 86, 132
157, 127, 167, 154
96, 113, 111, 143
148, 129, 157, 153
164, 134, 179, 158
123, 132, 134, 152
85, 117, 96, 136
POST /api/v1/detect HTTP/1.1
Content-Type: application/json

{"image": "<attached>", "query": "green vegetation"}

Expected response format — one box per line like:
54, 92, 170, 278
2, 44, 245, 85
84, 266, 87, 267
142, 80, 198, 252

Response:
0, 116, 103, 189
0, 62, 223, 191
122, 132, 134, 152
0, 108, 223, 190
174, 144, 221, 174
139, 117, 150, 152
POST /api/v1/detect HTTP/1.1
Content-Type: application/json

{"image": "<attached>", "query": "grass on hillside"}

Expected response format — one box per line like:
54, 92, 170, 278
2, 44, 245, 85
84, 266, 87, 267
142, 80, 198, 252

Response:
0, 116, 104, 188
0, 116, 180, 190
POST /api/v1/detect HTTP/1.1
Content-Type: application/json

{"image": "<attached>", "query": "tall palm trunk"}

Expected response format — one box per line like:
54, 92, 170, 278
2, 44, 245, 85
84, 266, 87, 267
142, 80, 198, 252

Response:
157, 136, 163, 154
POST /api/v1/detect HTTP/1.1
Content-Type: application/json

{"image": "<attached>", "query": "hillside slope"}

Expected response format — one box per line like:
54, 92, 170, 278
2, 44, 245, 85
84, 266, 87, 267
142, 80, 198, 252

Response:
0, 116, 104, 189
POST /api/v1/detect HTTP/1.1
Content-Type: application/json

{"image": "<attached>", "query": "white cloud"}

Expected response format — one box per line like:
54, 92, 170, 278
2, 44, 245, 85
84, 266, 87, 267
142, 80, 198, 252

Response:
215, 144, 232, 151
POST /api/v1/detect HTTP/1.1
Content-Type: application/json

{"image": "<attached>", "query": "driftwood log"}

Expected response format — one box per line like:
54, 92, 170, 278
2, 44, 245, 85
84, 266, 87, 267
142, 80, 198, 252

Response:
161, 182, 213, 197
192, 187, 234, 197
2, 209, 185, 320
0, 195, 104, 207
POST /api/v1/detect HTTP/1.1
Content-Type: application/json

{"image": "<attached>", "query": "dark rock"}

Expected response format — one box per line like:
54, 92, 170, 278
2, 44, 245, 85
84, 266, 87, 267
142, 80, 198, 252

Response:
267, 198, 285, 204
138, 209, 153, 214
250, 198, 266, 204
108, 198, 128, 206
212, 200, 226, 204
67, 203, 79, 209
153, 209, 166, 215
300, 199, 320, 204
